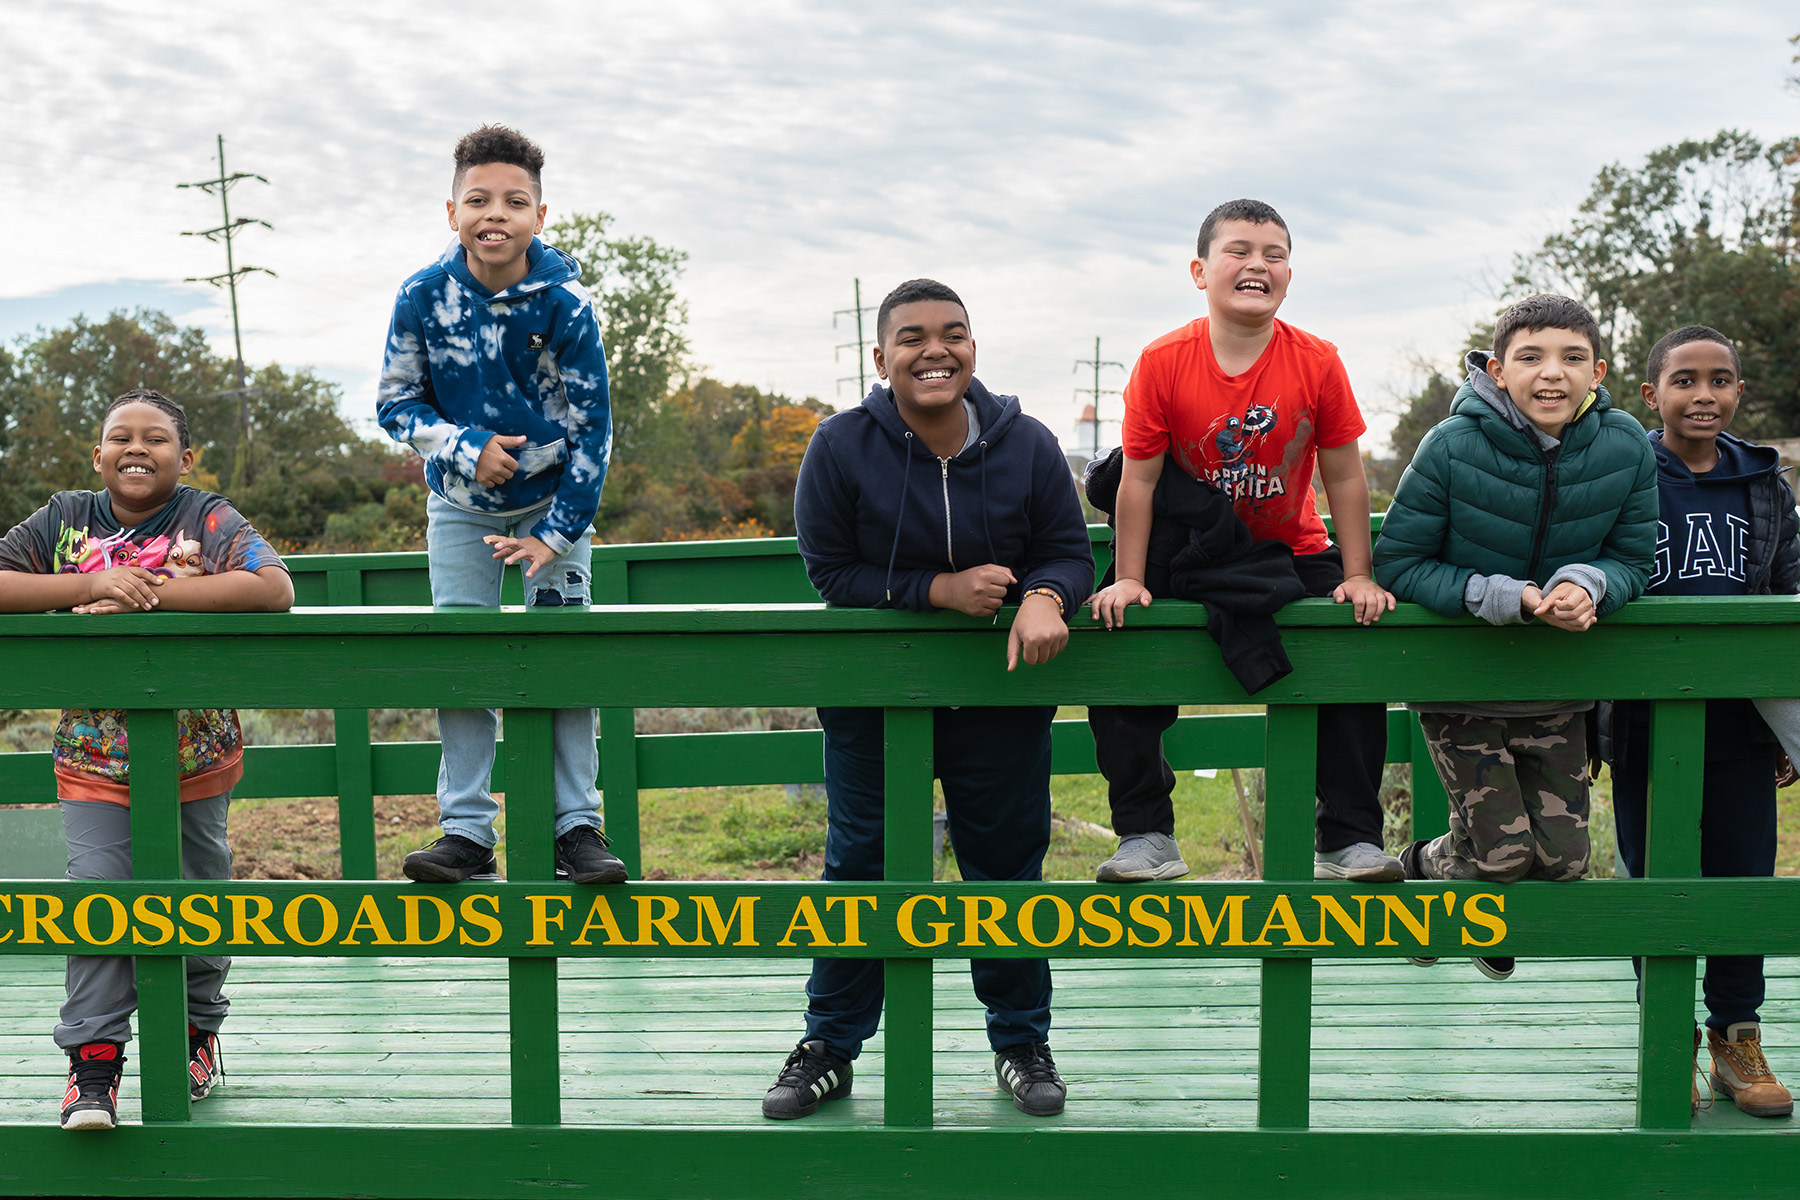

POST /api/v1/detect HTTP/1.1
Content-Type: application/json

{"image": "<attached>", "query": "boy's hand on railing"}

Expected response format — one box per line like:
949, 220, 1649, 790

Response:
1087, 578, 1152, 629
929, 564, 1016, 617
484, 534, 557, 578
79, 565, 164, 611
1525, 582, 1596, 632
1332, 574, 1395, 625
474, 434, 528, 487
1007, 592, 1069, 671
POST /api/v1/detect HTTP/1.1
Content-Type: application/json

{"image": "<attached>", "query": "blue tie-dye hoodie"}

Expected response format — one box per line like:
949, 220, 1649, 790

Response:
376, 237, 612, 556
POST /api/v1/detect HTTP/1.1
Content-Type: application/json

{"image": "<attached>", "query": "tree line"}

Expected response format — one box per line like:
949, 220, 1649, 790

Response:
1370, 127, 1800, 497
0, 211, 825, 550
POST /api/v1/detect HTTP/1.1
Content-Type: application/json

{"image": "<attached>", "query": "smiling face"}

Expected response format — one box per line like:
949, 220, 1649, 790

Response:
1190, 218, 1291, 326
873, 299, 976, 420
1488, 328, 1607, 438
93, 401, 193, 524
1643, 339, 1742, 460
446, 161, 546, 292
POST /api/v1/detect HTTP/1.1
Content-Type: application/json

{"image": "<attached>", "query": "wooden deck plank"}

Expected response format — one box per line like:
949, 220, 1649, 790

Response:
2, 955, 1797, 1133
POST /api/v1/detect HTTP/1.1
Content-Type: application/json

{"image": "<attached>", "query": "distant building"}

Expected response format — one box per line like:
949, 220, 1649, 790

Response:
1060, 403, 1121, 475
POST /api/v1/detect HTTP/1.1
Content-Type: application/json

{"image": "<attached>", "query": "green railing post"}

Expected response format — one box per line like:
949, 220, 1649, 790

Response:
1409, 712, 1449, 841
1258, 703, 1316, 1129
599, 709, 641, 878
1637, 699, 1705, 1129
127, 708, 190, 1123
326, 570, 379, 879
504, 707, 561, 1126
333, 709, 377, 879
883, 705, 935, 1128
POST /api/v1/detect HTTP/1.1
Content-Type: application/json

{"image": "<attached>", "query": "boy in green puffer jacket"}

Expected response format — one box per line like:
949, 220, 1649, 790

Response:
1374, 294, 1656, 980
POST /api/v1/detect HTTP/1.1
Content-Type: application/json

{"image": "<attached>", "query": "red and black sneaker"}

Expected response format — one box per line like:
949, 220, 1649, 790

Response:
61, 1041, 125, 1131
188, 1024, 224, 1101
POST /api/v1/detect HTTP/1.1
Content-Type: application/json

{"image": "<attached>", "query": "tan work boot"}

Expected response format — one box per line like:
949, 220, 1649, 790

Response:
1691, 1025, 1706, 1114
1708, 1022, 1794, 1118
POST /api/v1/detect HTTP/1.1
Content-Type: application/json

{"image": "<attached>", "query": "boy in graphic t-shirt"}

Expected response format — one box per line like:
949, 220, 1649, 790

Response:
1087, 198, 1400, 886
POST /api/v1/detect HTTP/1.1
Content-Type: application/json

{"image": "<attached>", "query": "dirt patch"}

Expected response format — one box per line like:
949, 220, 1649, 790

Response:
230, 793, 442, 880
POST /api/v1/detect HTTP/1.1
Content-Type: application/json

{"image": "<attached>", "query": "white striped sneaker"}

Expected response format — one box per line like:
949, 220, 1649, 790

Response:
762, 1041, 852, 1120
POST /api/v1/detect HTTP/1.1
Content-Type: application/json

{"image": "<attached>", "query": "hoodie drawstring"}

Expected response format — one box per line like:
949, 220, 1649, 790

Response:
978, 441, 997, 565
886, 432, 915, 604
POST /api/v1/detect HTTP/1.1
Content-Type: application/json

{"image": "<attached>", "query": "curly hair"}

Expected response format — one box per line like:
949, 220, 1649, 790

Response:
452, 124, 545, 197
104, 389, 189, 450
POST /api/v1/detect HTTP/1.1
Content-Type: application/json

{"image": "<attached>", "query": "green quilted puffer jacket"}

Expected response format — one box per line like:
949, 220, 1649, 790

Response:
1374, 352, 1657, 618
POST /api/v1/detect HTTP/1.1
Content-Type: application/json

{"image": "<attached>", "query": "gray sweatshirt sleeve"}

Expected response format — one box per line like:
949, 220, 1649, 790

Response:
1463, 573, 1530, 626
1543, 563, 1608, 609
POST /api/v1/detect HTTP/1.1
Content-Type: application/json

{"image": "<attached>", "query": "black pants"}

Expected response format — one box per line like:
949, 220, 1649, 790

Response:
803, 705, 1055, 1060
1611, 718, 1776, 1029
1087, 547, 1387, 852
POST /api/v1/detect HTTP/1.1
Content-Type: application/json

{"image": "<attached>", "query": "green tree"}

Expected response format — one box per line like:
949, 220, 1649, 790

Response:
544, 211, 692, 471
1508, 130, 1800, 436
0, 309, 413, 544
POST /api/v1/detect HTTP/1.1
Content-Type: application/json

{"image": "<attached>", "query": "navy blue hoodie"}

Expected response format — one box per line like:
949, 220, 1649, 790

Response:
794, 379, 1094, 616
1646, 429, 1800, 597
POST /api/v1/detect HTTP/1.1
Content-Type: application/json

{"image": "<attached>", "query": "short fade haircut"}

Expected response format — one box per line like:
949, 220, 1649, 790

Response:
1492, 294, 1604, 362
452, 125, 545, 198
876, 278, 968, 344
1646, 324, 1741, 385
104, 389, 190, 451
1196, 199, 1291, 259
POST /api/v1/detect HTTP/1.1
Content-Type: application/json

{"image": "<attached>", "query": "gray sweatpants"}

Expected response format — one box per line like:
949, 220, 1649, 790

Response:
55, 792, 233, 1049
1753, 698, 1800, 764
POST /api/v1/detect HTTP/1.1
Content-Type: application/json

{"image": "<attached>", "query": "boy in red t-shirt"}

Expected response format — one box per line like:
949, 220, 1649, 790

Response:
1088, 198, 1401, 884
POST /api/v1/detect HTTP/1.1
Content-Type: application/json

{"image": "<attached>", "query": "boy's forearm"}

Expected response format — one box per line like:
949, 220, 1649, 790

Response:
152, 567, 295, 613
1112, 476, 1156, 584
0, 571, 89, 612
1321, 468, 1374, 577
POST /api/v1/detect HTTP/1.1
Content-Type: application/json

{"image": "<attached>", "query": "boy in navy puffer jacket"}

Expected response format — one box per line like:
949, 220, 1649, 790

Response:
763, 279, 1092, 1122
376, 125, 623, 886
1604, 324, 1797, 1118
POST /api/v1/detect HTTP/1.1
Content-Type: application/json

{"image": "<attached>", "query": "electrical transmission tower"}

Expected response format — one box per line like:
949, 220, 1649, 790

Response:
833, 278, 878, 398
179, 134, 274, 488
1073, 337, 1125, 455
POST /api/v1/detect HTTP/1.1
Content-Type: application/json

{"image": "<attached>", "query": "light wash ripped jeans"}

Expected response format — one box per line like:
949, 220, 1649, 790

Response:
426, 492, 602, 848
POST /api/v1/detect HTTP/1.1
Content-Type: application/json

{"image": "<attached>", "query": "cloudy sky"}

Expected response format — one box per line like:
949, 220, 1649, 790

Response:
4, 1, 1796, 449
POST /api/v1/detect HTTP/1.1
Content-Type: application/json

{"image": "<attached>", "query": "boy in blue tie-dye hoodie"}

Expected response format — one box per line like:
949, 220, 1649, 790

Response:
376, 124, 624, 886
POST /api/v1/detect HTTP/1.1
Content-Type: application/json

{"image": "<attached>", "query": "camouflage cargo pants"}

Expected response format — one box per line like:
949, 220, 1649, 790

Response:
1416, 711, 1590, 883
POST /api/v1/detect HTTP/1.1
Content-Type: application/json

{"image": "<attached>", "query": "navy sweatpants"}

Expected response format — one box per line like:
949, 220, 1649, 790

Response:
803, 705, 1055, 1060
1611, 724, 1777, 1030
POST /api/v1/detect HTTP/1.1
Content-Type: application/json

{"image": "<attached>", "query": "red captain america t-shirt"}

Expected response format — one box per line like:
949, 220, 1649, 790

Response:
1120, 317, 1365, 556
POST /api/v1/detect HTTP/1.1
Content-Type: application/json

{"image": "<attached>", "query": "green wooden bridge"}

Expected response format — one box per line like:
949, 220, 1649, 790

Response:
2, 529, 1799, 1199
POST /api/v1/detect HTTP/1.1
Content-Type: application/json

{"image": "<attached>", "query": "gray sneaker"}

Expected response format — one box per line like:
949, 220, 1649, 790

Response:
1313, 841, 1404, 882
1095, 833, 1190, 883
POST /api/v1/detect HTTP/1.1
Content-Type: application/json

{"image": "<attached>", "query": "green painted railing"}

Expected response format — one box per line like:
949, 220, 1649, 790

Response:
0, 591, 1796, 1196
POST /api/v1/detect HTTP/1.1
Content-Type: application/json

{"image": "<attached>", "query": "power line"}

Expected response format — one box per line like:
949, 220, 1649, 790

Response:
832, 277, 877, 398
1073, 336, 1125, 455
179, 134, 275, 489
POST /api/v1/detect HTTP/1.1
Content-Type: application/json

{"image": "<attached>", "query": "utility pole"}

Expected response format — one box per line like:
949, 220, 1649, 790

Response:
833, 278, 878, 398
179, 134, 274, 488
1073, 337, 1125, 454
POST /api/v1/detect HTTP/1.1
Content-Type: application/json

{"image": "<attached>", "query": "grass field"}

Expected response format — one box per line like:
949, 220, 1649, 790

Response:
6, 705, 1798, 882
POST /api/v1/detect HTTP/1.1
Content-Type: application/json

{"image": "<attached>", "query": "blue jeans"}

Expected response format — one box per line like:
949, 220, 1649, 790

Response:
803, 705, 1055, 1060
426, 493, 601, 847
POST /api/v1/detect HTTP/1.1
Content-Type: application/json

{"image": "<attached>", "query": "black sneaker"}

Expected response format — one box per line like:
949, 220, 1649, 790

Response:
403, 834, 497, 883
61, 1042, 124, 1131
995, 1042, 1066, 1116
188, 1025, 223, 1101
1473, 956, 1515, 981
1400, 839, 1429, 881
762, 1041, 852, 1119
554, 825, 628, 885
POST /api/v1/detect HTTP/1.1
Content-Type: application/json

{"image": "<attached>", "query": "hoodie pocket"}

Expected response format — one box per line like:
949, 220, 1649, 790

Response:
514, 440, 569, 475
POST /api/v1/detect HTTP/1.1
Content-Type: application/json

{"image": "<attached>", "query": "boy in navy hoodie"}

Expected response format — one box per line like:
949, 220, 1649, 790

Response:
376, 125, 624, 886
1603, 324, 1798, 1117
764, 279, 1093, 1121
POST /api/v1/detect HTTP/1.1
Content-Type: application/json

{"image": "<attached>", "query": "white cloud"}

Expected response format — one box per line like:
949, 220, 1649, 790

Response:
2, 0, 1795, 451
